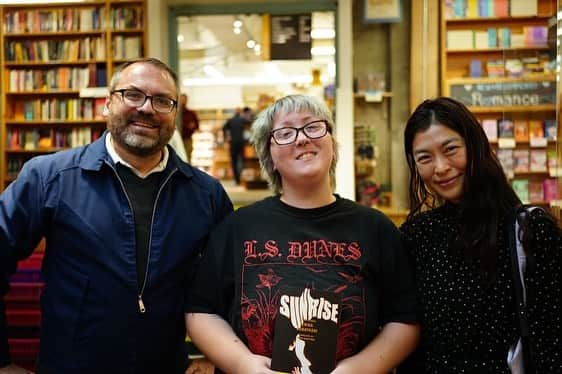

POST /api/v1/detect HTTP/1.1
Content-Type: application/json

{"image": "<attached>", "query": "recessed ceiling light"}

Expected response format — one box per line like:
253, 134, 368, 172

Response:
311, 28, 335, 39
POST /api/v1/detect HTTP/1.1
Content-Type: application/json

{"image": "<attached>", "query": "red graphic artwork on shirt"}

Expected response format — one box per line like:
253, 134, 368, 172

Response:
240, 238, 365, 361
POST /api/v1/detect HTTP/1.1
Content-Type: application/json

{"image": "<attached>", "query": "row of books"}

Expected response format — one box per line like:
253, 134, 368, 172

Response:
6, 128, 103, 152
109, 7, 144, 30
497, 148, 555, 174
481, 118, 556, 142
10, 98, 106, 122
3, 6, 142, 33
3, 7, 104, 33
447, 26, 548, 50
512, 178, 558, 203
8, 64, 105, 91
470, 55, 555, 78
112, 36, 143, 60
5, 37, 106, 63
445, 0, 538, 19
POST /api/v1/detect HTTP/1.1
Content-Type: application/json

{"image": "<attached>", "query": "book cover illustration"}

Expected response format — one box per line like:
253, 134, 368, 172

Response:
481, 119, 498, 141
512, 179, 529, 204
513, 149, 529, 173
271, 287, 341, 374
544, 119, 557, 141
498, 119, 514, 139
528, 120, 544, 140
530, 149, 547, 172
513, 120, 529, 142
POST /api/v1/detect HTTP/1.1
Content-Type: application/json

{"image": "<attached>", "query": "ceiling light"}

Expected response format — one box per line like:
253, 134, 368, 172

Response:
177, 34, 185, 43
311, 28, 335, 39
310, 46, 336, 56
253, 44, 261, 52
233, 27, 241, 35
203, 65, 224, 79
233, 20, 243, 28
246, 40, 256, 49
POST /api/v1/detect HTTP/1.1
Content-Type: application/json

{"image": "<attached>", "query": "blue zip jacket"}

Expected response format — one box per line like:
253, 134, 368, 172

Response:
0, 133, 233, 373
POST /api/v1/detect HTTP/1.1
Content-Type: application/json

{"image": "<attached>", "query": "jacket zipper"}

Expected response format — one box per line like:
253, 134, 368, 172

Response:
107, 160, 178, 314
139, 168, 177, 313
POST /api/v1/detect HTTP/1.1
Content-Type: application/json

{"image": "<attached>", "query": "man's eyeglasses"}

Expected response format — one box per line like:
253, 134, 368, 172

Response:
270, 120, 330, 145
111, 89, 177, 113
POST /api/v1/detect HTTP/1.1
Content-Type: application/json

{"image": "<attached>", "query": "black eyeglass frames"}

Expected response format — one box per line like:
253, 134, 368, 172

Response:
270, 120, 330, 145
111, 89, 177, 113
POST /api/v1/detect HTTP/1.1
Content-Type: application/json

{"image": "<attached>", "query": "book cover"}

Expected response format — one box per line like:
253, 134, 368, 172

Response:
487, 28, 498, 48
544, 178, 559, 201
513, 149, 529, 172
513, 120, 529, 142
544, 119, 556, 141
512, 179, 529, 204
271, 287, 341, 374
530, 149, 547, 172
529, 181, 544, 202
469, 59, 483, 77
547, 148, 558, 169
481, 119, 498, 141
528, 120, 544, 140
494, 0, 509, 17
497, 149, 514, 178
498, 119, 514, 139
510, 0, 537, 17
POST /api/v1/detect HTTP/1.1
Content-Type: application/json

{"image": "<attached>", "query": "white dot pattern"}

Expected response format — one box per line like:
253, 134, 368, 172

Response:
400, 204, 562, 373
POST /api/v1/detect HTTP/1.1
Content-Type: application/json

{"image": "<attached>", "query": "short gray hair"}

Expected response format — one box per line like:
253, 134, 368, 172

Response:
250, 95, 338, 194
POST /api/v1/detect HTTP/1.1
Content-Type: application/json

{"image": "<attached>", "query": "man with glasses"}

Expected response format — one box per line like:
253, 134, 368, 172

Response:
0, 57, 233, 374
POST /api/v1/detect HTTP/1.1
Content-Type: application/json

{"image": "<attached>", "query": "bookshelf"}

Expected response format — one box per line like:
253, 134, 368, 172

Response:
0, 0, 147, 189
440, 0, 558, 205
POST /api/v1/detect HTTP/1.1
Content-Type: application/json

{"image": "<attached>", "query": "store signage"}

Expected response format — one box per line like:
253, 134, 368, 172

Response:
270, 14, 311, 60
450, 81, 556, 107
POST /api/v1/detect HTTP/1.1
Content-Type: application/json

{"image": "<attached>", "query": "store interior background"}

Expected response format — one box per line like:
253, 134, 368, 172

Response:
145, 0, 414, 216
145, 0, 560, 221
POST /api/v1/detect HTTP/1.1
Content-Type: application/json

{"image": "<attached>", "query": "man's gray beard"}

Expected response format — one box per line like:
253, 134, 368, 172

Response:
117, 130, 170, 157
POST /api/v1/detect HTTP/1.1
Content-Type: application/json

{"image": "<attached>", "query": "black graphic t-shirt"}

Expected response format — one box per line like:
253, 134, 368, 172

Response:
187, 195, 417, 362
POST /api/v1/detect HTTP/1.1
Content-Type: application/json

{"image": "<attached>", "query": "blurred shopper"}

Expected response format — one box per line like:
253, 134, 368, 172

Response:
223, 107, 251, 185
180, 93, 199, 162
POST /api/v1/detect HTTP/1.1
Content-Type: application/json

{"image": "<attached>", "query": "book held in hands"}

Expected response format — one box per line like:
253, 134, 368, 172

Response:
271, 287, 341, 374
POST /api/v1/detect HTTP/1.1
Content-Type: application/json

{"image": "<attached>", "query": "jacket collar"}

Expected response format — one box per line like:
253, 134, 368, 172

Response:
79, 131, 195, 179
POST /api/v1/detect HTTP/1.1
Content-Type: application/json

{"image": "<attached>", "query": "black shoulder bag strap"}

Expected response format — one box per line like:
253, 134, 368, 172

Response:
506, 206, 536, 374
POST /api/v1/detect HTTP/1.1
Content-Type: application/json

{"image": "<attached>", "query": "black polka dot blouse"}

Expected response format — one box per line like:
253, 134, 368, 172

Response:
399, 204, 561, 373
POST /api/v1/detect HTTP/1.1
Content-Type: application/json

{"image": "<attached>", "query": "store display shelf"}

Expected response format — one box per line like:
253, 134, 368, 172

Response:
447, 75, 556, 84
469, 105, 556, 113
447, 45, 550, 53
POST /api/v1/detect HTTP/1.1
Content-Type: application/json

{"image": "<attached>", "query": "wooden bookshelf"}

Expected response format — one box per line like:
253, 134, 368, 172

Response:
0, 0, 147, 189
440, 0, 559, 205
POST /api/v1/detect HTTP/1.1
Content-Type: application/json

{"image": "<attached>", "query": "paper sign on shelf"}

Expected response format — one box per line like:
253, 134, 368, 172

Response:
498, 138, 516, 149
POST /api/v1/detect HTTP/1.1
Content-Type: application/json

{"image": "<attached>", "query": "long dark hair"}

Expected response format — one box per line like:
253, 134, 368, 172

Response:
404, 97, 521, 276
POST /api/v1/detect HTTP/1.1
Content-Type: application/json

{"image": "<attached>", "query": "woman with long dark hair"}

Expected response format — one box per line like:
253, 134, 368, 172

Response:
399, 97, 561, 373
